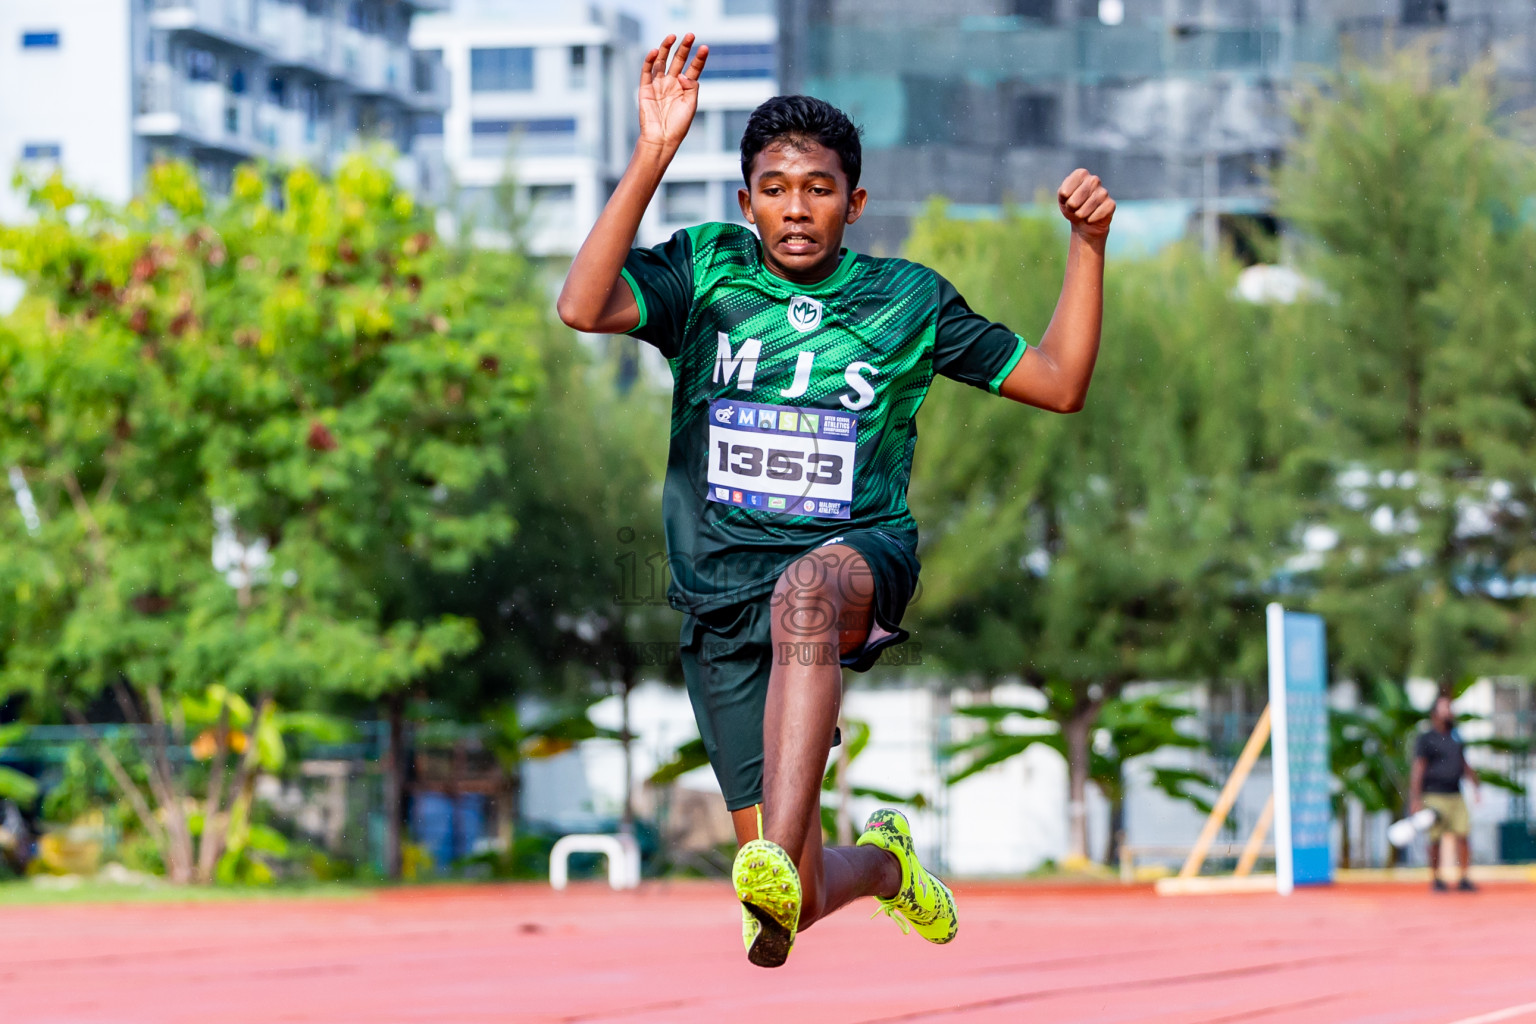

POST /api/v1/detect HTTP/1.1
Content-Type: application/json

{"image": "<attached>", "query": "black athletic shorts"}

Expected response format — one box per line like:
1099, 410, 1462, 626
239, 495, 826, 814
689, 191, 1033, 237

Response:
677, 528, 920, 812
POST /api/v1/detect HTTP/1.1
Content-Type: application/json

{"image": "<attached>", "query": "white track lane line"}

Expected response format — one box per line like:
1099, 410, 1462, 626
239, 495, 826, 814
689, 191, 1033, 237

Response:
1442, 1001, 1536, 1024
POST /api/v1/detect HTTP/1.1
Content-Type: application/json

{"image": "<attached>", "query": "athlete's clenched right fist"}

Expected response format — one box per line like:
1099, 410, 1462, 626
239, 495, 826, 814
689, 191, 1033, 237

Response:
1057, 169, 1115, 240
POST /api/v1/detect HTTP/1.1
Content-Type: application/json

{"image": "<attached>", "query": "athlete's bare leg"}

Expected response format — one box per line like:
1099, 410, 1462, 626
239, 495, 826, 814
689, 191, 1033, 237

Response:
727, 544, 900, 930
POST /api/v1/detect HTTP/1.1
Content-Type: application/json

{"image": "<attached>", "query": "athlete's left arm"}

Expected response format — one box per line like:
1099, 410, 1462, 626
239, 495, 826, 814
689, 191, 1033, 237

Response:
998, 169, 1115, 414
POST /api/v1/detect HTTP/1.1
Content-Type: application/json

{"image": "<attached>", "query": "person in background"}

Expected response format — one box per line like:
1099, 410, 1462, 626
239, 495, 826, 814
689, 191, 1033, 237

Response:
0, 799, 34, 875
1410, 694, 1481, 892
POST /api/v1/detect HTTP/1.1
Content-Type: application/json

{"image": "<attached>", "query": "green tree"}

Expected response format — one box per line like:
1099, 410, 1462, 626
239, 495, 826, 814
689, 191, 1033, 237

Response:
0, 724, 38, 807
0, 157, 540, 881
32, 693, 356, 881
1271, 50, 1536, 690
406, 317, 673, 836
903, 205, 1284, 861
382, 160, 670, 853
945, 686, 1214, 865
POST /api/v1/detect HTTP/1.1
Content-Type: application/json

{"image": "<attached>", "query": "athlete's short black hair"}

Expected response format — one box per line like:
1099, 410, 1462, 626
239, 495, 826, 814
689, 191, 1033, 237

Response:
739, 95, 862, 189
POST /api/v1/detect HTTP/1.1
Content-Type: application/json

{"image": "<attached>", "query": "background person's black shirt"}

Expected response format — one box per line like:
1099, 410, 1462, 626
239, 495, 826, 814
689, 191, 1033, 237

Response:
1415, 728, 1467, 794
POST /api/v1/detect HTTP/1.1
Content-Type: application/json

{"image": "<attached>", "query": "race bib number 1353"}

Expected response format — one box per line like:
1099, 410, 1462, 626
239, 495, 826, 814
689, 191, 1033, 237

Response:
706, 400, 858, 519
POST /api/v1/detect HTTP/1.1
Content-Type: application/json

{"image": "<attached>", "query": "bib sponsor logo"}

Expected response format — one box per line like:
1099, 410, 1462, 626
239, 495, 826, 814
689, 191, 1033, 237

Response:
714, 405, 736, 424
787, 296, 822, 333
822, 414, 855, 438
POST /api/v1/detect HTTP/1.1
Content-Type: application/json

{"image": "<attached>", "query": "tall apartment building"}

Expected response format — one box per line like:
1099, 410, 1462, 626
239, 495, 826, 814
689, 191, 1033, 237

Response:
0, 0, 449, 226
411, 0, 777, 256
410, 0, 642, 254
778, 0, 1536, 255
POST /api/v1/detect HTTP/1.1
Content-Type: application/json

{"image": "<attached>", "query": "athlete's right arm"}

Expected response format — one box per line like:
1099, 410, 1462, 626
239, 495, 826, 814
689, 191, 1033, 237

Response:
555, 34, 708, 335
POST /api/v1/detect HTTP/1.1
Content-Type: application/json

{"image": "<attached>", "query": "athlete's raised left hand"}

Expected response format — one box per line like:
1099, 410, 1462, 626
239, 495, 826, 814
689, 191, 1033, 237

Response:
1057, 169, 1115, 241
558, 33, 708, 335
638, 33, 709, 155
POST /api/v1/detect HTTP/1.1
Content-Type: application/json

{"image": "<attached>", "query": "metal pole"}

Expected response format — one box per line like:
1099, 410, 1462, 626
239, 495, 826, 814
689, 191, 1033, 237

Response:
1267, 602, 1294, 895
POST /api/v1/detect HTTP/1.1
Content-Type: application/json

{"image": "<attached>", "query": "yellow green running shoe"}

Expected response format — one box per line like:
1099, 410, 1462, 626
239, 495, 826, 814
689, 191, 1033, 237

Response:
732, 838, 801, 968
857, 809, 958, 944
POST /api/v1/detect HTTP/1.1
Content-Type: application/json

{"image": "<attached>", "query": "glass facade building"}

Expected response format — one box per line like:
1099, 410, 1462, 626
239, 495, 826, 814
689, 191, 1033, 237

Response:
779, 0, 1536, 254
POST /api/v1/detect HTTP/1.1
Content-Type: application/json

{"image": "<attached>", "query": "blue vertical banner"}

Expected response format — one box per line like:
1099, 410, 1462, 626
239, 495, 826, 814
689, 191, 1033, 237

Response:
1266, 604, 1333, 892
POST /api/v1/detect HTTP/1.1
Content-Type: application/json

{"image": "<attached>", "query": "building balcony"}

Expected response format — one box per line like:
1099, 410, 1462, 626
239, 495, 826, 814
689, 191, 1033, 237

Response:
407, 52, 449, 111
149, 0, 261, 51
254, 1, 304, 58
255, 104, 333, 165
253, 101, 280, 148
135, 64, 264, 157
337, 28, 369, 84
348, 33, 414, 99
156, 0, 442, 101
469, 134, 594, 162
258, 0, 340, 77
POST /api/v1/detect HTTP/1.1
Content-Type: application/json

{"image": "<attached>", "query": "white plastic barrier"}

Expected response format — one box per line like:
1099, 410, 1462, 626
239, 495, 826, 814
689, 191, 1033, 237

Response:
549, 833, 640, 891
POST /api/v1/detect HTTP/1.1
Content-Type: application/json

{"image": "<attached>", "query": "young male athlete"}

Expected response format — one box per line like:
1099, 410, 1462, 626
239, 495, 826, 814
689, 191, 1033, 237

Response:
558, 35, 1114, 968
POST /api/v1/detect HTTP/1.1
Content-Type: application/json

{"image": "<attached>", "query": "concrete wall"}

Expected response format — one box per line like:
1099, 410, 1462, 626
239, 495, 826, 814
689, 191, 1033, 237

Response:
0, 0, 135, 224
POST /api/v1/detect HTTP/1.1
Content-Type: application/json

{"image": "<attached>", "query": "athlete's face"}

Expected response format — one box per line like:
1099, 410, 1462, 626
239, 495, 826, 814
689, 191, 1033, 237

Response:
740, 140, 867, 285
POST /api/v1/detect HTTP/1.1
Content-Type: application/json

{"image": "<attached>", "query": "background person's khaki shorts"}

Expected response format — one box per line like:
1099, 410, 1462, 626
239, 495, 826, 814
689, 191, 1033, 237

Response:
1422, 793, 1470, 839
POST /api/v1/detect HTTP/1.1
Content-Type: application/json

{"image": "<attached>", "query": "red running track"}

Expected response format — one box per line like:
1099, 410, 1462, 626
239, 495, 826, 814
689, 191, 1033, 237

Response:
3, 881, 1535, 1024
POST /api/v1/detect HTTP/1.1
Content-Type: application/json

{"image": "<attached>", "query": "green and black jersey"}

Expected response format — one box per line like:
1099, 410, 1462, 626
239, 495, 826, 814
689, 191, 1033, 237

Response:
622, 221, 1027, 616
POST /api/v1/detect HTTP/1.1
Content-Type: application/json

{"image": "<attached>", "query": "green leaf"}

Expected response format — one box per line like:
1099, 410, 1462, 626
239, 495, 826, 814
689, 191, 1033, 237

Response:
848, 785, 928, 810
275, 711, 356, 745
246, 823, 290, 857
0, 723, 29, 750
821, 718, 872, 792
648, 738, 710, 786
255, 708, 285, 773
1148, 766, 1218, 816
944, 732, 1062, 785
1473, 769, 1525, 796
951, 704, 1051, 723
0, 765, 39, 806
